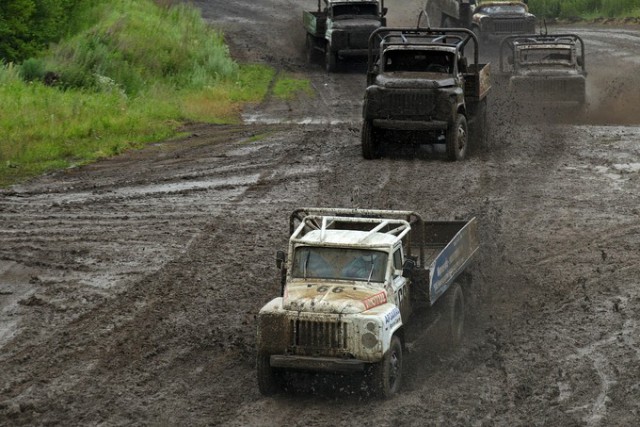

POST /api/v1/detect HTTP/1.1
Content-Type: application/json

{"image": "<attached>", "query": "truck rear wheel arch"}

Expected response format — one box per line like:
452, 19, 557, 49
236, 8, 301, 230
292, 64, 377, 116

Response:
434, 282, 465, 349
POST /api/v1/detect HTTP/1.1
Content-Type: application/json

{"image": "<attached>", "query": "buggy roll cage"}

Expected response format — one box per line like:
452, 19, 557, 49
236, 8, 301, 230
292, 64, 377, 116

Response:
366, 26, 479, 80
289, 208, 426, 264
499, 34, 586, 73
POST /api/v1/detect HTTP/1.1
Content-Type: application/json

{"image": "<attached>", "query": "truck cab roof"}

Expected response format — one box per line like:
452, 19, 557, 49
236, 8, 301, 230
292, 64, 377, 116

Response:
296, 229, 398, 248
325, 0, 379, 3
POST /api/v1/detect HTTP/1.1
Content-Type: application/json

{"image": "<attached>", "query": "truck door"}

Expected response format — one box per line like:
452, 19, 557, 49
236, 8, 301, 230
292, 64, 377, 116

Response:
391, 247, 412, 321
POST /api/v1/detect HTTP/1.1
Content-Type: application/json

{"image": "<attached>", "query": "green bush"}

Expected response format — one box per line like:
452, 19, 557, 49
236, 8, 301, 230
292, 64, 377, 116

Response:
43, 0, 238, 95
18, 57, 46, 81
528, 0, 640, 18
0, 0, 96, 63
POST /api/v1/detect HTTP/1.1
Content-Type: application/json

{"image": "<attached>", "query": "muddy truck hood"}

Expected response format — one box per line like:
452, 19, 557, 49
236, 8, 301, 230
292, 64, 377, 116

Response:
374, 73, 456, 89
516, 68, 583, 77
284, 281, 387, 314
330, 18, 382, 31
475, 12, 532, 19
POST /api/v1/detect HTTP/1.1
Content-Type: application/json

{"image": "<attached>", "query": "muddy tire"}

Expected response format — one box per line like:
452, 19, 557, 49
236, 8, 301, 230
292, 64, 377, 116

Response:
306, 34, 318, 64
362, 120, 381, 159
325, 43, 337, 72
446, 114, 468, 161
436, 283, 465, 349
368, 335, 403, 397
472, 99, 487, 152
257, 355, 282, 395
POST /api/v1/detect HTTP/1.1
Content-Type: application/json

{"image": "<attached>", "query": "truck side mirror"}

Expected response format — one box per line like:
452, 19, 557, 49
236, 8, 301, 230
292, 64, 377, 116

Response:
402, 259, 416, 278
382, 7, 388, 16
276, 250, 286, 269
577, 56, 584, 67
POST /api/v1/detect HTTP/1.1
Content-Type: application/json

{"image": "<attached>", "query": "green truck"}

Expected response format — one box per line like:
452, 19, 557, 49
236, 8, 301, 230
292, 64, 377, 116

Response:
303, 0, 388, 72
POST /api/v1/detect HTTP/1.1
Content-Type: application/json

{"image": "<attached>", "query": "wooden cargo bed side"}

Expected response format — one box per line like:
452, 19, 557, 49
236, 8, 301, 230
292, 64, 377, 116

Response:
303, 10, 326, 36
408, 219, 479, 305
464, 63, 491, 100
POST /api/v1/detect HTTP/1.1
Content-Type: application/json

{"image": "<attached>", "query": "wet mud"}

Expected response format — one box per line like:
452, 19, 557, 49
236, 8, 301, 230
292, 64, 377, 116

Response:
1, 1, 639, 426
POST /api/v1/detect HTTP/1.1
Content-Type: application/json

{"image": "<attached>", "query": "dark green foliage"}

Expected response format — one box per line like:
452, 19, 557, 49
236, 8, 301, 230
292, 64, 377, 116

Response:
529, 0, 640, 19
0, 0, 95, 63
18, 57, 46, 81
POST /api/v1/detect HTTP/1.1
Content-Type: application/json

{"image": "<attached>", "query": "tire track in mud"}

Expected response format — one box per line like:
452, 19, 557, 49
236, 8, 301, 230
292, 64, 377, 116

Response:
0, 124, 351, 425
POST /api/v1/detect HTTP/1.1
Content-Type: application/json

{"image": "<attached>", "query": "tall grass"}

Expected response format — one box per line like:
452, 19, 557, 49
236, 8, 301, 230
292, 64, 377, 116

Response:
529, 0, 640, 19
0, 0, 298, 187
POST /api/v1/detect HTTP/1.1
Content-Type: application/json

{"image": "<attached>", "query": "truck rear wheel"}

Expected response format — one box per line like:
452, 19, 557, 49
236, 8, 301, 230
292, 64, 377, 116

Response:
472, 99, 487, 151
362, 120, 381, 159
446, 115, 468, 161
369, 335, 403, 397
437, 283, 465, 349
257, 355, 283, 395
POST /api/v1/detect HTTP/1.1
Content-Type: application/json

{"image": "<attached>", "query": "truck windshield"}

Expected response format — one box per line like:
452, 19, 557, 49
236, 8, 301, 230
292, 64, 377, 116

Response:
332, 4, 378, 19
292, 246, 388, 283
477, 4, 527, 14
384, 50, 454, 73
519, 48, 573, 66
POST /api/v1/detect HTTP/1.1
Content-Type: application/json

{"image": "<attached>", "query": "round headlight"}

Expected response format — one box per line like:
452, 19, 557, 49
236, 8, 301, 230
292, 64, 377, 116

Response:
361, 332, 378, 349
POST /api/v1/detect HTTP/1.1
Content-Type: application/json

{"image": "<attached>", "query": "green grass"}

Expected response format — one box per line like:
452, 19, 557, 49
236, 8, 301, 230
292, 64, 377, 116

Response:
529, 0, 640, 19
273, 74, 313, 100
0, 0, 307, 187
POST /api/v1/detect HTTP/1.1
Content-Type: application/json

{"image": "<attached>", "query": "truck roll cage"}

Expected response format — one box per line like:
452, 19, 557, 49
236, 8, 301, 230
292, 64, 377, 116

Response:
289, 207, 426, 263
499, 33, 586, 73
367, 27, 480, 75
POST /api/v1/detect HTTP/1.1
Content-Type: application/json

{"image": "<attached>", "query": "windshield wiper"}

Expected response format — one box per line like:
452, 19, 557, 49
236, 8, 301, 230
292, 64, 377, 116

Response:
303, 250, 310, 279
367, 259, 375, 284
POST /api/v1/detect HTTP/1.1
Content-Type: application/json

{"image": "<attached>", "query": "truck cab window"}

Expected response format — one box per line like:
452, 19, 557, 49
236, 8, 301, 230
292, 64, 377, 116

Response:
393, 249, 403, 271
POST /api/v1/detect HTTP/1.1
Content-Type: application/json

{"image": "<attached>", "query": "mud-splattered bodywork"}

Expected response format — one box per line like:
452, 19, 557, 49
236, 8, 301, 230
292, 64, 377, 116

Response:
256, 208, 478, 375
499, 34, 587, 106
471, 1, 536, 37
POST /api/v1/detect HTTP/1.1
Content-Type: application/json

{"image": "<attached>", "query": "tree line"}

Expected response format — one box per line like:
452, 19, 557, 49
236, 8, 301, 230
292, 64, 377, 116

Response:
0, 0, 93, 63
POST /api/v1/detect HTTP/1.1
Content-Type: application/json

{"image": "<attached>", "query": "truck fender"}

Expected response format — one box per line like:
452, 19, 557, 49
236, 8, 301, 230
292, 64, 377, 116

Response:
381, 306, 404, 353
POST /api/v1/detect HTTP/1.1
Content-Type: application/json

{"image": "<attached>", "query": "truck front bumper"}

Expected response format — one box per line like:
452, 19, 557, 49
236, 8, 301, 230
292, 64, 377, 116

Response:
335, 48, 369, 57
270, 355, 367, 373
373, 118, 449, 131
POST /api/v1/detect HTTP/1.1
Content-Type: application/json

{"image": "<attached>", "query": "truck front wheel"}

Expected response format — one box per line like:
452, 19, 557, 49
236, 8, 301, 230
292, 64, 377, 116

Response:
325, 43, 338, 72
369, 335, 403, 397
257, 355, 283, 395
362, 120, 381, 159
446, 115, 468, 161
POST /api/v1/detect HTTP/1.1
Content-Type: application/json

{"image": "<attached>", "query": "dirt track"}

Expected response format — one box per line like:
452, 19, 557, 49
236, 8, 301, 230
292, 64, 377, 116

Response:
1, 1, 640, 425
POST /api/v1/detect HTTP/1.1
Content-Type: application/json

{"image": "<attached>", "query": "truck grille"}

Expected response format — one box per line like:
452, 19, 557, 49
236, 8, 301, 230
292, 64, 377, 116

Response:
514, 78, 584, 101
290, 319, 349, 349
350, 31, 370, 49
493, 19, 530, 34
378, 91, 436, 116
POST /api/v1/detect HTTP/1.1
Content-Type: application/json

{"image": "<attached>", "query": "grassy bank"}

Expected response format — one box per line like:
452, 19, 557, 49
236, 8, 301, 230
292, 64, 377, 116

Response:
529, 0, 640, 19
0, 0, 310, 187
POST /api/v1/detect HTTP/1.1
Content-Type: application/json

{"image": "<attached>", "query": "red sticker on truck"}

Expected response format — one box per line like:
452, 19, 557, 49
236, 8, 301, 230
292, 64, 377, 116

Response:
363, 291, 387, 310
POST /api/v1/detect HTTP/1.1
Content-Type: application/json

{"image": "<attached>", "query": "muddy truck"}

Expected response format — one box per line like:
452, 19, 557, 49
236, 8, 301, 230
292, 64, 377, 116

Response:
303, 0, 388, 72
361, 26, 490, 160
498, 33, 587, 108
256, 208, 479, 397
425, 0, 536, 41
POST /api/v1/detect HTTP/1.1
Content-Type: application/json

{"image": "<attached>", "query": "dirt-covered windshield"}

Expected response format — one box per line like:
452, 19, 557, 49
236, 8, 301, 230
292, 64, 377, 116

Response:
292, 246, 388, 282
383, 50, 454, 73
332, 3, 378, 19
518, 48, 573, 66
477, 4, 527, 14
